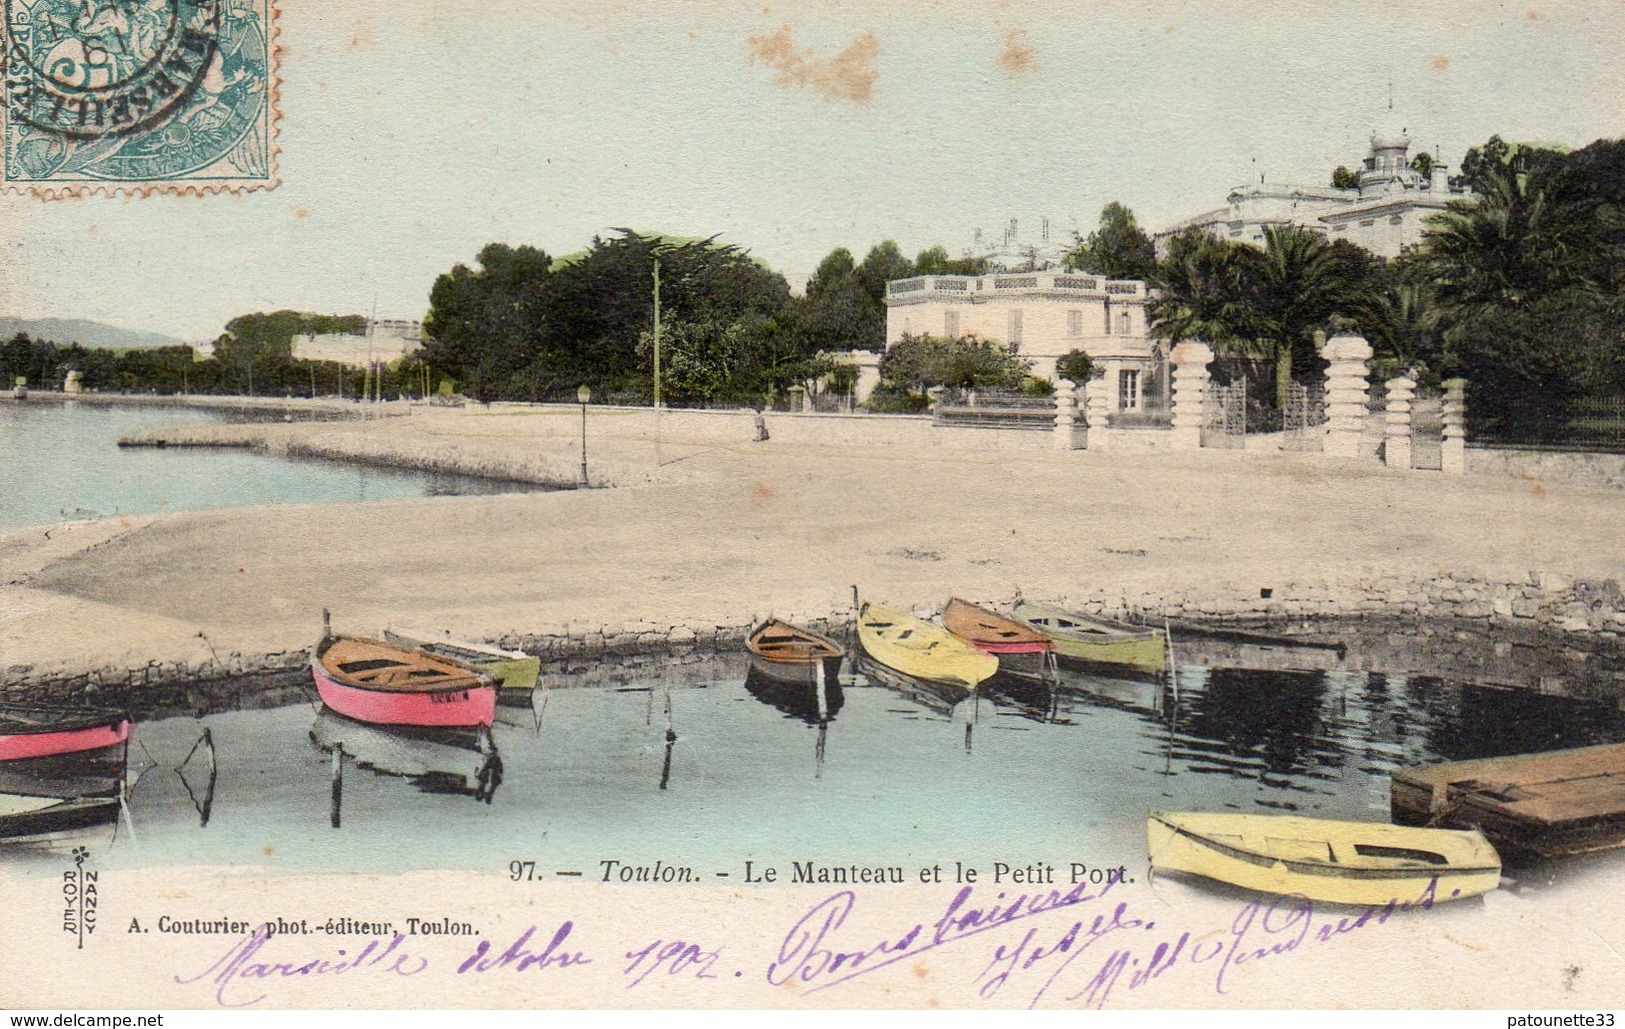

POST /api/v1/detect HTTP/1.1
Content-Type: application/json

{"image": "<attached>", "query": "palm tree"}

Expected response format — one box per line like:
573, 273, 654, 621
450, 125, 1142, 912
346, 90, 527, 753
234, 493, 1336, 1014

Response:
1148, 229, 1266, 350
1250, 227, 1389, 409
1417, 158, 1591, 333
1151, 226, 1387, 410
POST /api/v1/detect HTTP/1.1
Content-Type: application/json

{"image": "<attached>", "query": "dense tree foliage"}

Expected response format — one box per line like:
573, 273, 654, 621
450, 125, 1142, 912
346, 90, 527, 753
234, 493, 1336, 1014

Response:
913, 245, 990, 276
876, 333, 1030, 398
0, 330, 390, 398
1067, 202, 1158, 281
1414, 136, 1625, 425
1055, 349, 1095, 383
422, 232, 794, 402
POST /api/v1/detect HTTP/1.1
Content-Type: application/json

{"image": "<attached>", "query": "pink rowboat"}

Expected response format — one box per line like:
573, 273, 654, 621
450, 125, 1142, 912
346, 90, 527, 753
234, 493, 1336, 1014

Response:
312, 635, 497, 728
0, 708, 131, 762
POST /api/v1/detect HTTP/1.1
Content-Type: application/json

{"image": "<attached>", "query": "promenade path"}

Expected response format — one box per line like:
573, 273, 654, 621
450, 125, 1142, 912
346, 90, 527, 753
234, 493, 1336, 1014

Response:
2, 412, 1620, 681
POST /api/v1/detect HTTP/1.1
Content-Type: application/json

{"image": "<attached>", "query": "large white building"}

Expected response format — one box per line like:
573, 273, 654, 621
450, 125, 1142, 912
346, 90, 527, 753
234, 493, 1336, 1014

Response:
1156, 126, 1472, 258
292, 319, 423, 368
883, 270, 1160, 413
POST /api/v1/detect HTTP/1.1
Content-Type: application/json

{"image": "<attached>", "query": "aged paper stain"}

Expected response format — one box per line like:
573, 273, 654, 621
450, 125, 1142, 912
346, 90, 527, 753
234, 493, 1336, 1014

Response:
999, 29, 1038, 76
746, 25, 880, 105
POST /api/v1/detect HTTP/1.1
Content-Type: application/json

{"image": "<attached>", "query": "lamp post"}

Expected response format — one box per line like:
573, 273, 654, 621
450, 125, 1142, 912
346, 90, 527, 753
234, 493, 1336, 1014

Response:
577, 384, 591, 488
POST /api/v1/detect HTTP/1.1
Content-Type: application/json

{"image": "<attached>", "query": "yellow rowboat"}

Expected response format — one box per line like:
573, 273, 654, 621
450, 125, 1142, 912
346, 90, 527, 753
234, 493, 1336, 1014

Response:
856, 603, 999, 689
383, 628, 541, 695
1148, 811, 1502, 907
1012, 601, 1166, 670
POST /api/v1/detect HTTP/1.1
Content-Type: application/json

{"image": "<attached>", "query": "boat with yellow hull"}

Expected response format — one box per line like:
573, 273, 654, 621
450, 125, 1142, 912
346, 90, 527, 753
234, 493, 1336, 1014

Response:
383, 628, 541, 695
1012, 601, 1166, 670
856, 603, 998, 689
1148, 811, 1502, 907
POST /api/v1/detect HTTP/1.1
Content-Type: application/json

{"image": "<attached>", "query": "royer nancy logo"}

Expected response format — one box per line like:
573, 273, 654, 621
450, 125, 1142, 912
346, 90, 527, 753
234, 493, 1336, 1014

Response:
1, 0, 276, 192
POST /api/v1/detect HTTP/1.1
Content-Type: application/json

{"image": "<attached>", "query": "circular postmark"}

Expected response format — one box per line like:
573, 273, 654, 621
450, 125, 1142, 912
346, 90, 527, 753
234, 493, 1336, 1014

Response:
3, 0, 221, 140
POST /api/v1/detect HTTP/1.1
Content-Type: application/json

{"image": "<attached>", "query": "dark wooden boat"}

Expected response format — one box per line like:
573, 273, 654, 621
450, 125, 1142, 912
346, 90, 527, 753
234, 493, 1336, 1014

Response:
0, 792, 120, 843
0, 705, 130, 762
746, 619, 845, 686
1392, 743, 1625, 858
0, 748, 125, 799
943, 598, 1053, 655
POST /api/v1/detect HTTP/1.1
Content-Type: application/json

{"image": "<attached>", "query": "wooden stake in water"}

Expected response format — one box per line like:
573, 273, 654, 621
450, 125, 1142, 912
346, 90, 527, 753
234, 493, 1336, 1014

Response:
1164, 617, 1180, 707
815, 660, 828, 723
659, 728, 677, 791
329, 744, 344, 828
200, 727, 218, 828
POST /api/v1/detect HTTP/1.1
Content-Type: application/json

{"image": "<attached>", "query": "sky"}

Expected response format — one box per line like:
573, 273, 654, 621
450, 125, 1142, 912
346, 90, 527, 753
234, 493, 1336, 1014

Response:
3, 0, 1624, 342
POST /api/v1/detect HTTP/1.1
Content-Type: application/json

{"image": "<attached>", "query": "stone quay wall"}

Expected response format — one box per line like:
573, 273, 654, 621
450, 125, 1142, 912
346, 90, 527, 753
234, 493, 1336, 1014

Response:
8, 573, 1621, 709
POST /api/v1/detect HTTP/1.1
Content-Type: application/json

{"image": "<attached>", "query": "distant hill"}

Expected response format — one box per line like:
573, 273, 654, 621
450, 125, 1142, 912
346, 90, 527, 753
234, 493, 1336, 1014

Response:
0, 316, 190, 350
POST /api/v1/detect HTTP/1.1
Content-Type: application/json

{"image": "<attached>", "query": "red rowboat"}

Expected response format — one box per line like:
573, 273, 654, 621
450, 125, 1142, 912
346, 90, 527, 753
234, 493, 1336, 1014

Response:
943, 598, 1054, 655
312, 634, 497, 728
0, 707, 131, 762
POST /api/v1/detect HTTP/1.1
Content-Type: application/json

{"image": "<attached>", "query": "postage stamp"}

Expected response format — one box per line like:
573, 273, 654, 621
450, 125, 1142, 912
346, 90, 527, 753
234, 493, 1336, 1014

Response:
1, 0, 277, 194
2, 0, 1625, 1021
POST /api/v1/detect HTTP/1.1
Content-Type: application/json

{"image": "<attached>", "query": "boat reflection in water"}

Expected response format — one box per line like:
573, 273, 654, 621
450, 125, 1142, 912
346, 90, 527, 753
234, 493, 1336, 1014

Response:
0, 751, 124, 854
743, 666, 845, 725
309, 708, 502, 802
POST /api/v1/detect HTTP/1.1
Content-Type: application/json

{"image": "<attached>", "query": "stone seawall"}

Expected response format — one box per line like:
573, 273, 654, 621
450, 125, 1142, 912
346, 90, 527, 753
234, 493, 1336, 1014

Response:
8, 574, 1620, 708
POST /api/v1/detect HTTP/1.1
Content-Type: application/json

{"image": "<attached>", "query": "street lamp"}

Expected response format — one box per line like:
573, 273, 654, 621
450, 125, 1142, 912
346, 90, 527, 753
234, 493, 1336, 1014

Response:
577, 384, 592, 488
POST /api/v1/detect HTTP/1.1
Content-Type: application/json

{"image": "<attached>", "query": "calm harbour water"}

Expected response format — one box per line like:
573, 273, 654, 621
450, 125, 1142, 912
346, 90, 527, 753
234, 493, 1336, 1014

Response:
13, 646, 1622, 877
0, 400, 536, 531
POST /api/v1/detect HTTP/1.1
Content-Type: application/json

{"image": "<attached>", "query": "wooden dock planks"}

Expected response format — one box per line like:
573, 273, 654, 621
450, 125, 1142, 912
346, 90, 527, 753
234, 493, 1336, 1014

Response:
1392, 742, 1625, 857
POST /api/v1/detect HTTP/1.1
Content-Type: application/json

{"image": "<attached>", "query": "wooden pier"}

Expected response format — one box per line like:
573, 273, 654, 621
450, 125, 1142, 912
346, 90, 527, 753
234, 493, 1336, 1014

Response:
1392, 743, 1625, 858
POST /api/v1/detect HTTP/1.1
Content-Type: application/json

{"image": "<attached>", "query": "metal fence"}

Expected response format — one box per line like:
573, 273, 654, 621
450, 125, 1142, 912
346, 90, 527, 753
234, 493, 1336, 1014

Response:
932, 389, 1054, 430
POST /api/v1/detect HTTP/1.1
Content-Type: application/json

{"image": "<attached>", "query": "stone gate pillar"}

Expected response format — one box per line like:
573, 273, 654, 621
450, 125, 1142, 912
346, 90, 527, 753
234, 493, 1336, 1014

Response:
1383, 372, 1416, 469
1053, 378, 1081, 450
1169, 341, 1213, 451
1440, 378, 1467, 475
1322, 333, 1374, 459
1083, 374, 1110, 451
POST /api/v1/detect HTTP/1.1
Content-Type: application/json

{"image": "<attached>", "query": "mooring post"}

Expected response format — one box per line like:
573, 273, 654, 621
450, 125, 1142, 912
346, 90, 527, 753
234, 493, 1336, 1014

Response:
659, 728, 677, 791
329, 744, 344, 828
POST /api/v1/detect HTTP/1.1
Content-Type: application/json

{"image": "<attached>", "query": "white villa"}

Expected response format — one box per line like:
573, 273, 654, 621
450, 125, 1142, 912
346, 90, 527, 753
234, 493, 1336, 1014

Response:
883, 270, 1160, 413
291, 319, 423, 368
1155, 125, 1472, 258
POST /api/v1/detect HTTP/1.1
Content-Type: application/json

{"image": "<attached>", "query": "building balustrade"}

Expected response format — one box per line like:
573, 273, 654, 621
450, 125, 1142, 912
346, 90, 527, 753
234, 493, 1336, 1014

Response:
886, 273, 1147, 300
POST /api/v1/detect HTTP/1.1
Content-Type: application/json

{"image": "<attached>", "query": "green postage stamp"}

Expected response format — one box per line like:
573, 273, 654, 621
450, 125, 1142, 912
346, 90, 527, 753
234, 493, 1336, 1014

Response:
1, 0, 276, 193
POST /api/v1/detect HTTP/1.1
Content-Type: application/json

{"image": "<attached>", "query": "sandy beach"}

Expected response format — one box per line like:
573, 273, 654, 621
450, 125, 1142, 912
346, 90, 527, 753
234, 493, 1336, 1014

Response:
3, 402, 1621, 691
